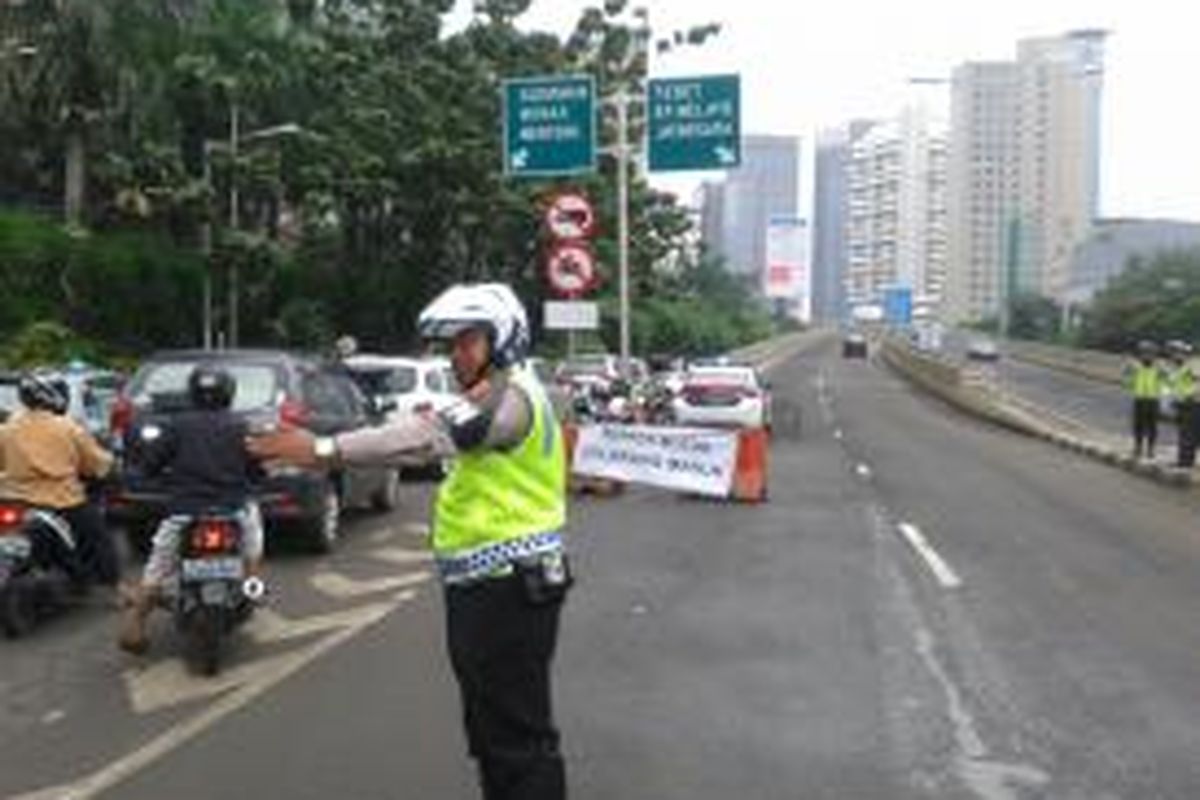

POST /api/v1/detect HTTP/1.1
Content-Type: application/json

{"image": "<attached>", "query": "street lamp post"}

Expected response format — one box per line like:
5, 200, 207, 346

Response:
206, 118, 303, 349
228, 102, 241, 348
616, 89, 632, 373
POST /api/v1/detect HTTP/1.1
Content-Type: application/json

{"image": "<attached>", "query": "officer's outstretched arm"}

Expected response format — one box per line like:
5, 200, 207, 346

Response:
332, 381, 531, 465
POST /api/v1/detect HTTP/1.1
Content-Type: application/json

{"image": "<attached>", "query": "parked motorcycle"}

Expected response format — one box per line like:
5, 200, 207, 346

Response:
171, 510, 264, 675
0, 502, 82, 638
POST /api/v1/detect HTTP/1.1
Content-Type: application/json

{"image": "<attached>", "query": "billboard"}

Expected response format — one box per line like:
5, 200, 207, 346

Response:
764, 216, 811, 321
883, 286, 914, 325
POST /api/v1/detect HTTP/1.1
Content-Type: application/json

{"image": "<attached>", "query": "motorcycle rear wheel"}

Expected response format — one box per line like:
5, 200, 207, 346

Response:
184, 605, 225, 676
0, 580, 36, 639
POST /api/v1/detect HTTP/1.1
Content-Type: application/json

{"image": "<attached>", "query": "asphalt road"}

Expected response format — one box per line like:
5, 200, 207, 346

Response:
947, 331, 1177, 452
4, 341, 1200, 799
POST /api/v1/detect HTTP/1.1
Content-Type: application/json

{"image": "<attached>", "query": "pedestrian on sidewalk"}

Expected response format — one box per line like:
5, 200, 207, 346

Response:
1123, 340, 1167, 461
247, 284, 571, 800
1167, 340, 1198, 468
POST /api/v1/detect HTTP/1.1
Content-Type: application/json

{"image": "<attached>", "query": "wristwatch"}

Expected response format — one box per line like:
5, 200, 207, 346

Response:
313, 436, 339, 463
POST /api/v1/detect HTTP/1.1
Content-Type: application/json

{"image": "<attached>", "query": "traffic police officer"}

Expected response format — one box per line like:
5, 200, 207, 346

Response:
249, 284, 570, 800
1167, 340, 1197, 468
1123, 340, 1166, 461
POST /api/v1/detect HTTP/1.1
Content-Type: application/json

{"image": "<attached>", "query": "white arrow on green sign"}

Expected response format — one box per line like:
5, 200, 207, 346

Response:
647, 74, 742, 173
503, 74, 597, 177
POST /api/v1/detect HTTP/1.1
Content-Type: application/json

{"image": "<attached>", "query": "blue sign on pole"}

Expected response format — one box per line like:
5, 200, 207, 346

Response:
883, 287, 914, 325
647, 75, 741, 172
502, 74, 597, 177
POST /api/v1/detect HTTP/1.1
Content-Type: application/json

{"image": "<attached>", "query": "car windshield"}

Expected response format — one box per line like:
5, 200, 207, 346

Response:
131, 362, 281, 412
348, 366, 419, 396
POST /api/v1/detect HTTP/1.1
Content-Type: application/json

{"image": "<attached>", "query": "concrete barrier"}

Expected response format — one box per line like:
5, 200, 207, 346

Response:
883, 337, 1196, 490
728, 329, 836, 370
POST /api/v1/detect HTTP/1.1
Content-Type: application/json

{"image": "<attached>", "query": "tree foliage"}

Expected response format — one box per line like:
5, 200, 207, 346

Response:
1079, 249, 1200, 352
1007, 292, 1062, 343
0, 0, 771, 360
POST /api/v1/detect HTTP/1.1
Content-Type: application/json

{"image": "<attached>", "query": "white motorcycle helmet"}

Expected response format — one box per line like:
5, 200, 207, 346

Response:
417, 283, 530, 370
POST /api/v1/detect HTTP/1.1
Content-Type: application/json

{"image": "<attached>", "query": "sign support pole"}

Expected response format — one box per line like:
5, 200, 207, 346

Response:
617, 90, 632, 377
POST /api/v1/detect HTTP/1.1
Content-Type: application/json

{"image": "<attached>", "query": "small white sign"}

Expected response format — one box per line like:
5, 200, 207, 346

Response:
544, 301, 599, 331
572, 424, 738, 497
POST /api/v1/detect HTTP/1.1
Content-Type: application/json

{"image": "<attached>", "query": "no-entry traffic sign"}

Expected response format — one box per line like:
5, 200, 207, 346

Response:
545, 192, 596, 240
546, 243, 598, 297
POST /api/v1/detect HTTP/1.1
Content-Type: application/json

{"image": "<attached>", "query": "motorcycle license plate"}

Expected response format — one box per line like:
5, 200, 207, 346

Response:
0, 537, 31, 559
181, 558, 244, 582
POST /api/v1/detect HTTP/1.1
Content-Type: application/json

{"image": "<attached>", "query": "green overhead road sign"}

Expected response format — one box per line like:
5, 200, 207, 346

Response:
503, 74, 597, 177
647, 74, 741, 172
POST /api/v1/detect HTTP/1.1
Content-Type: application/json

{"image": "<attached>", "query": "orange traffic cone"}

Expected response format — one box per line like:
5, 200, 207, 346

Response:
731, 427, 769, 503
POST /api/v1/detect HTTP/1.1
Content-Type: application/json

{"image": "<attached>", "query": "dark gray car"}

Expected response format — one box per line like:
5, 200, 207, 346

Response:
105, 350, 401, 555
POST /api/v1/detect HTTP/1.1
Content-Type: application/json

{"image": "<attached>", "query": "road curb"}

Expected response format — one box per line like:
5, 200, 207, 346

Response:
881, 338, 1198, 492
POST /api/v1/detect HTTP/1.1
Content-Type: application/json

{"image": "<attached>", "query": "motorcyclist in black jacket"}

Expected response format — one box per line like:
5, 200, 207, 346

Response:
118, 364, 264, 654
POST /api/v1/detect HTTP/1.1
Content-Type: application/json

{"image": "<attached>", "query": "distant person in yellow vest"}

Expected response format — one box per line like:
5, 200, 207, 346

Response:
1123, 340, 1168, 461
1166, 340, 1197, 468
248, 284, 570, 800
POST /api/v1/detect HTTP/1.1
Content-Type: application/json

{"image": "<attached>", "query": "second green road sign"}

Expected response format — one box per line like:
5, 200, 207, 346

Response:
647, 74, 741, 172
503, 74, 597, 177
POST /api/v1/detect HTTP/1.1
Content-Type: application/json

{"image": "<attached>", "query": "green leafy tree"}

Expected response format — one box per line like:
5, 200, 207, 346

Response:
1080, 249, 1200, 352
1008, 292, 1062, 342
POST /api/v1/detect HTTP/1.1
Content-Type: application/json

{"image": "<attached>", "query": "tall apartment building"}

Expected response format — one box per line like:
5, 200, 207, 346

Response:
699, 135, 801, 284
812, 121, 873, 324
844, 104, 948, 317
945, 30, 1107, 323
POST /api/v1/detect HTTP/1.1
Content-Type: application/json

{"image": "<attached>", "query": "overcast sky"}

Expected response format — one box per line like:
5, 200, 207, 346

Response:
447, 0, 1200, 222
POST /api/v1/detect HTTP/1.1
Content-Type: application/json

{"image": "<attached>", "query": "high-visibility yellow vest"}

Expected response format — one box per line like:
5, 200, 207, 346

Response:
1173, 363, 1197, 400
433, 368, 566, 561
1126, 362, 1162, 400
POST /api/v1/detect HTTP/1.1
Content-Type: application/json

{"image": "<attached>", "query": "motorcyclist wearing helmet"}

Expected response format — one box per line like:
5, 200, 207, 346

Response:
250, 283, 570, 800
0, 373, 119, 591
1123, 340, 1169, 460
118, 364, 265, 654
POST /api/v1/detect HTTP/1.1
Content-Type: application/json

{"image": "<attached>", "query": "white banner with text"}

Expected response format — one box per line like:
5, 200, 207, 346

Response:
572, 424, 738, 497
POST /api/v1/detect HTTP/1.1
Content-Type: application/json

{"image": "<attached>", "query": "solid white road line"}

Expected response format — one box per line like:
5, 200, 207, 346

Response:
897, 522, 963, 590
310, 569, 432, 599
369, 546, 433, 566
12, 590, 419, 800
400, 521, 432, 538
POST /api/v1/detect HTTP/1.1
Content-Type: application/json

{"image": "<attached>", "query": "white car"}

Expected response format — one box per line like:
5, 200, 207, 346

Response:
672, 366, 771, 430
966, 338, 1001, 362
555, 354, 621, 393
344, 355, 458, 420
344, 356, 459, 476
